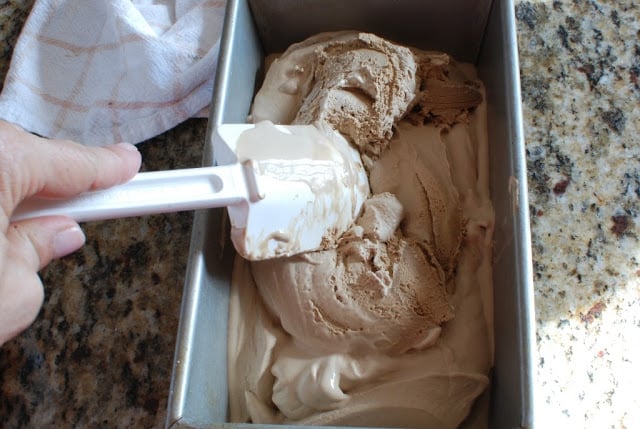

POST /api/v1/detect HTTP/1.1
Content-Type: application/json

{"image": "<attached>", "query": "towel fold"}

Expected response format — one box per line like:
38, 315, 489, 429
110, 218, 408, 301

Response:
0, 0, 226, 146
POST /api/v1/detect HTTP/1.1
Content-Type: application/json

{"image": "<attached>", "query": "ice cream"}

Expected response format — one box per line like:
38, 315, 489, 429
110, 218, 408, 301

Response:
227, 31, 494, 428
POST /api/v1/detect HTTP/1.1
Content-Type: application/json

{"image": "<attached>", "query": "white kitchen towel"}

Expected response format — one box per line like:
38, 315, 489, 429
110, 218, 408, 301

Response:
0, 0, 226, 146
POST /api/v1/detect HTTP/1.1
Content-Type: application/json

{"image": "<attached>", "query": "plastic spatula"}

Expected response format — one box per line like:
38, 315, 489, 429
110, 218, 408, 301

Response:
11, 122, 367, 260
11, 160, 263, 225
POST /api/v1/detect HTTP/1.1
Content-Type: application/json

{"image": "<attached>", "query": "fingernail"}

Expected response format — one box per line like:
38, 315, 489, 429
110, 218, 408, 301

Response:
113, 142, 138, 152
53, 226, 86, 259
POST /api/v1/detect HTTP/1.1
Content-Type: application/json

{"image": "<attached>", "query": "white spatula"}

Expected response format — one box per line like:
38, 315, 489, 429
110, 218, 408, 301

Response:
11, 122, 368, 260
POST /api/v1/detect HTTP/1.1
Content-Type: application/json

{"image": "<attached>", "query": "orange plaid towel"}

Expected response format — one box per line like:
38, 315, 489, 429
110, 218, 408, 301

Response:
0, 0, 226, 145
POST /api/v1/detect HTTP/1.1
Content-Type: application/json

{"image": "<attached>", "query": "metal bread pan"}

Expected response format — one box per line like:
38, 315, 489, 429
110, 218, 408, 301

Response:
166, 0, 536, 428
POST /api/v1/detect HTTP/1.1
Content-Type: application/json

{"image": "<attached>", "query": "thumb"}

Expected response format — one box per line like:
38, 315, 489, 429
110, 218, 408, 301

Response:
7, 216, 86, 269
0, 216, 85, 345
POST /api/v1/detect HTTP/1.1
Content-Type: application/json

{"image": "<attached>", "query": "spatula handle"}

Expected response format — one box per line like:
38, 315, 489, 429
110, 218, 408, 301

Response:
11, 162, 262, 223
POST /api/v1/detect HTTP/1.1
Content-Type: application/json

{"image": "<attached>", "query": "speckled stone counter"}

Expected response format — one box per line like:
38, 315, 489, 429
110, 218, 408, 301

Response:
516, 0, 639, 427
0, 1, 638, 428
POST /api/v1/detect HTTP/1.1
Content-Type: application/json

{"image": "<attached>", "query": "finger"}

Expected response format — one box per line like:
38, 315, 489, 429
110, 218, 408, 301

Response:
0, 216, 85, 345
34, 142, 142, 197
0, 262, 45, 345
6, 216, 85, 270
0, 121, 142, 210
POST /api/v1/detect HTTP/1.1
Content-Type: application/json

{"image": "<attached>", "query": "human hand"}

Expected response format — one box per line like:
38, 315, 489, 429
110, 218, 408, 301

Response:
0, 121, 141, 345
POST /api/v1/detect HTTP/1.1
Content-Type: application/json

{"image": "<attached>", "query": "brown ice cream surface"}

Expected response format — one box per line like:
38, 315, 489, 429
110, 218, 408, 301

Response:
228, 31, 494, 428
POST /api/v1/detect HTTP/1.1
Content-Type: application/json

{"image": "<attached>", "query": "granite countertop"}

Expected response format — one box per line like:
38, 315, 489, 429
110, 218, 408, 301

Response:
0, 1, 638, 428
517, 1, 640, 427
